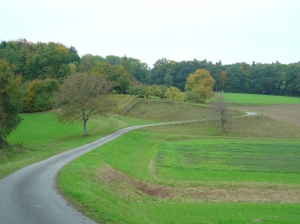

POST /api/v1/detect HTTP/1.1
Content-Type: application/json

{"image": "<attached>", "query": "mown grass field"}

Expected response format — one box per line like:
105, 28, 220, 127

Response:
57, 96, 300, 224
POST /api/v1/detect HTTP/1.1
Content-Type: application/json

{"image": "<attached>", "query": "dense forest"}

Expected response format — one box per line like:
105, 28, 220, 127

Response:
1, 39, 300, 97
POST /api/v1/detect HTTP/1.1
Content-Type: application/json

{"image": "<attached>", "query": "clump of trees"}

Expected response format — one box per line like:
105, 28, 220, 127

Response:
90, 61, 131, 94
0, 59, 22, 149
22, 79, 59, 112
150, 59, 300, 97
164, 86, 182, 101
0, 39, 80, 82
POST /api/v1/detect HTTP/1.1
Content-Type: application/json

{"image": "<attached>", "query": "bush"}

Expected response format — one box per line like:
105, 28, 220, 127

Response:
22, 79, 59, 113
185, 91, 200, 102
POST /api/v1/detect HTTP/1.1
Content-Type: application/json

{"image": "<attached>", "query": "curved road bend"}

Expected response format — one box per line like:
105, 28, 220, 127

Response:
0, 124, 163, 224
0, 114, 256, 224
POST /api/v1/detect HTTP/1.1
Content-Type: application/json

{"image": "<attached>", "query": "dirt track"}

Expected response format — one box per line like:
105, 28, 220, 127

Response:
231, 104, 300, 127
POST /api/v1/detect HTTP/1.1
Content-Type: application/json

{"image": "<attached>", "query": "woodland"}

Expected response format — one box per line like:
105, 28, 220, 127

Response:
1, 39, 300, 98
1, 38, 300, 116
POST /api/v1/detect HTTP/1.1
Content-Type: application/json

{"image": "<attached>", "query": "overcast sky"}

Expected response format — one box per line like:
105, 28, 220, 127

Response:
1, 0, 299, 67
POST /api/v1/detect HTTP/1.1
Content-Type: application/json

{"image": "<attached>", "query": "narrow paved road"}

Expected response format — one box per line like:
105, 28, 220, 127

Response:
0, 113, 260, 224
0, 124, 160, 224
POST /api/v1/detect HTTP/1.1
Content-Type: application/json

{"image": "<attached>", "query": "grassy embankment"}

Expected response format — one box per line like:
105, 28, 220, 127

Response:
57, 95, 300, 224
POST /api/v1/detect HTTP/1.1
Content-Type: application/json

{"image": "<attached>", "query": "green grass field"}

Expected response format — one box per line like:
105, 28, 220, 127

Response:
57, 97, 300, 224
1, 111, 151, 179
3, 94, 300, 223
215, 92, 300, 105
58, 125, 300, 223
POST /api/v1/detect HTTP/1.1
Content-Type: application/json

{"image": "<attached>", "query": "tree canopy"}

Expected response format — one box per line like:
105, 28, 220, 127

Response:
0, 59, 22, 148
185, 69, 215, 103
0, 39, 80, 82
1, 39, 300, 101
54, 73, 113, 136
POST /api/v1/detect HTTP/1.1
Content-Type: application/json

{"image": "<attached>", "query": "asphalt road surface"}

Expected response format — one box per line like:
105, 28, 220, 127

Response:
0, 124, 159, 224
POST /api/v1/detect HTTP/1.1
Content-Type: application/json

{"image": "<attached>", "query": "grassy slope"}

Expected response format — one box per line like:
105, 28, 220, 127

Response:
0, 111, 152, 179
58, 98, 300, 223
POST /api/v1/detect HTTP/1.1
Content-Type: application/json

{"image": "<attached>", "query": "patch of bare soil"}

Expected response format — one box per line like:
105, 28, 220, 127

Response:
98, 164, 176, 200
231, 104, 300, 127
98, 164, 300, 203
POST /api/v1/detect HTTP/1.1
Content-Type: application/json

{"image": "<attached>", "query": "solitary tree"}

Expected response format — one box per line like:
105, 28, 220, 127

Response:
0, 59, 22, 148
54, 73, 113, 136
210, 92, 230, 132
185, 69, 215, 103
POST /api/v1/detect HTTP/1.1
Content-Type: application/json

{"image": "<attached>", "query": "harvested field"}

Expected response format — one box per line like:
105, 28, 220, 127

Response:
231, 104, 300, 127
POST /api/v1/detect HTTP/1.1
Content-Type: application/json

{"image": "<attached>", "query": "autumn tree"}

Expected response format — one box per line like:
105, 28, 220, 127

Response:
54, 73, 113, 136
22, 79, 59, 112
147, 84, 163, 98
185, 69, 215, 103
164, 86, 181, 101
0, 59, 22, 148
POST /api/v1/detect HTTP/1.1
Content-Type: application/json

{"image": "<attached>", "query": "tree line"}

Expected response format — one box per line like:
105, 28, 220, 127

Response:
1, 39, 299, 148
150, 59, 300, 96
2, 39, 300, 98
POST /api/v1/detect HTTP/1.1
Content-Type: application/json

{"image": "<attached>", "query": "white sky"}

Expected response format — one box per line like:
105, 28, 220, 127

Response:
1, 0, 299, 67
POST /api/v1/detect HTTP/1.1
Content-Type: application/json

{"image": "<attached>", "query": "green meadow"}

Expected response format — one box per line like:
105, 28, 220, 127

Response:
2, 93, 300, 223
57, 96, 300, 224
214, 92, 300, 105
1, 112, 151, 179
58, 123, 300, 223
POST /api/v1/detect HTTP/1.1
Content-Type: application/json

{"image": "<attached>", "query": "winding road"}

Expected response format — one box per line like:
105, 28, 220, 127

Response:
0, 124, 161, 224
0, 108, 288, 223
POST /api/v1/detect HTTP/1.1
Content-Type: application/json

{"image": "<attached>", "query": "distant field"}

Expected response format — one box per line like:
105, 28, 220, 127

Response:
214, 93, 300, 105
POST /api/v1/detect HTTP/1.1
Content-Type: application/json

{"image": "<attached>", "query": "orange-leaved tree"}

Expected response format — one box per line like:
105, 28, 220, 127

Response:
185, 69, 215, 103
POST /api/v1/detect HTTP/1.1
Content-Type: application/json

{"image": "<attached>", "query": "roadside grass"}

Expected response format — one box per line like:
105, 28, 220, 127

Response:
57, 100, 300, 223
58, 124, 300, 223
0, 111, 152, 179
3, 96, 300, 223
212, 92, 300, 105
59, 151, 300, 224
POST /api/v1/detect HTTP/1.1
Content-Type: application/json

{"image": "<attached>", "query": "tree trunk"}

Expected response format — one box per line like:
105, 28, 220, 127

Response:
83, 119, 88, 136
221, 118, 225, 132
